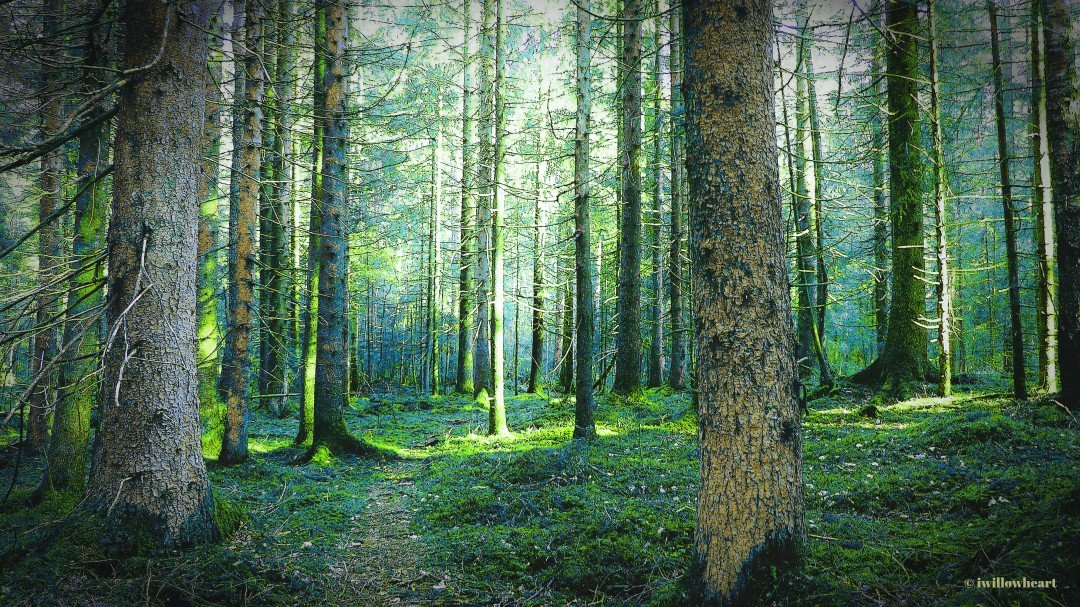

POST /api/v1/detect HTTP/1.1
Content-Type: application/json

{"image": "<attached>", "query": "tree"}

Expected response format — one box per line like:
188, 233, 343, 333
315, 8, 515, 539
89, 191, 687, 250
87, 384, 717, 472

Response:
1043, 0, 1079, 408
685, 1, 803, 603
456, 0, 476, 396
38, 0, 112, 497
667, 1, 688, 390
474, 0, 494, 399
573, 0, 595, 439
527, 136, 546, 395
308, 0, 377, 456
928, 0, 952, 396
84, 0, 217, 548
645, 0, 664, 389
612, 0, 643, 395
488, 0, 509, 436
989, 1, 1027, 399
27, 0, 64, 454
219, 0, 263, 465
851, 0, 928, 396
870, 9, 889, 357
1031, 0, 1058, 392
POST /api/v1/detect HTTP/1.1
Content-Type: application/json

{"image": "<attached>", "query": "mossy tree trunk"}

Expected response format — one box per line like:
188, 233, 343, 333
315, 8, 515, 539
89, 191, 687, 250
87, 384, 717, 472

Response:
488, 0, 509, 436
456, 0, 476, 396
852, 0, 928, 396
928, 0, 951, 397
1031, 0, 1058, 393
645, 0, 664, 390
39, 0, 112, 497
85, 0, 217, 548
685, 1, 804, 603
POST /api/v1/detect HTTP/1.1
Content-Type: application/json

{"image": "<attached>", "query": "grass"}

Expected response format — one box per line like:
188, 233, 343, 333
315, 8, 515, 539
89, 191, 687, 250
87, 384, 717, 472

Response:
0, 383, 1076, 606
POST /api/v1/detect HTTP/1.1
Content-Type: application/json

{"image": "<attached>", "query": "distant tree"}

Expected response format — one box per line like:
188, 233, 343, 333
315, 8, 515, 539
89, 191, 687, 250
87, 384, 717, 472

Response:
685, 0, 803, 603
667, 1, 688, 391
84, 0, 217, 547
456, 0, 476, 396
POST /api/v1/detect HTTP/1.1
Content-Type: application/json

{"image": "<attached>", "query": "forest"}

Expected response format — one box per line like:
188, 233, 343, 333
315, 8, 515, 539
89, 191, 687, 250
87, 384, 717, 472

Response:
0, 0, 1077, 605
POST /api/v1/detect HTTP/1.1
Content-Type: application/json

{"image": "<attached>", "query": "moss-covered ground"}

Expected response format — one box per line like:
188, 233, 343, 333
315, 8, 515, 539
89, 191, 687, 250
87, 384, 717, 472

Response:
0, 384, 1076, 606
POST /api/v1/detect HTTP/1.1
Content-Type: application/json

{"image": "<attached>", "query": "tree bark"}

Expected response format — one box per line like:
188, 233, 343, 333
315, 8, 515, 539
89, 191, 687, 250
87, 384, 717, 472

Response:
685, 1, 803, 602
474, 0, 494, 400
528, 143, 546, 394
928, 0, 951, 397
573, 0, 596, 439
667, 2, 687, 391
612, 0, 643, 395
85, 0, 217, 548
219, 0, 263, 464
646, 0, 664, 389
990, 2, 1028, 399
456, 0, 476, 395
1032, 0, 1058, 393
488, 0, 509, 436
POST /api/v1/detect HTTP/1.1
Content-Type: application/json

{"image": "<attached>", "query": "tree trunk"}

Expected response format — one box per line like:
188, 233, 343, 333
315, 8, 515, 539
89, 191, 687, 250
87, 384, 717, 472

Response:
685, 1, 803, 603
297, 3, 326, 444
219, 0, 263, 465
197, 3, 224, 452
456, 0, 476, 395
474, 0, 494, 400
427, 113, 443, 396
85, 0, 217, 548
613, 0, 643, 395
488, 0, 509, 436
852, 0, 928, 396
870, 14, 889, 357
309, 0, 375, 456
573, 0, 596, 439
646, 0, 664, 389
667, 2, 687, 391
27, 0, 64, 455
39, 0, 111, 497
1032, 0, 1058, 393
528, 145, 546, 394
928, 0, 951, 397
990, 2, 1028, 399
792, 7, 816, 382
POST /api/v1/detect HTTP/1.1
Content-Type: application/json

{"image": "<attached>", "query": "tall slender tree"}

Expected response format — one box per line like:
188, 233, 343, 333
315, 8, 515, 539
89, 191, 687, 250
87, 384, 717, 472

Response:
686, 0, 803, 602
667, 1, 687, 390
38, 0, 112, 496
219, 0, 264, 464
573, 0, 596, 439
488, 0, 509, 436
928, 0, 952, 396
474, 0, 495, 400
989, 2, 1028, 399
1031, 0, 1057, 392
645, 0, 664, 389
456, 0, 476, 396
612, 0, 643, 395
527, 137, 546, 395
85, 0, 217, 548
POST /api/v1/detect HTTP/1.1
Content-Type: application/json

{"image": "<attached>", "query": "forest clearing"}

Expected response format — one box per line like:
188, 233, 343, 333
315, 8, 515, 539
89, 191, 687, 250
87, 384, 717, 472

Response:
2, 0, 1080, 604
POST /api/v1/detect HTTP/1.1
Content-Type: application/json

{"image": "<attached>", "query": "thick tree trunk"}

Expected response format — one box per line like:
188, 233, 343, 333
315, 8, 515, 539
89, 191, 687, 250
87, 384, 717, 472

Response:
85, 0, 217, 548
990, 2, 1028, 399
928, 0, 951, 397
667, 2, 687, 391
456, 0, 476, 395
1031, 0, 1058, 392
685, 1, 804, 603
219, 0, 263, 465
612, 0, 643, 395
488, 0, 509, 436
39, 0, 111, 496
309, 0, 375, 456
853, 0, 928, 396
573, 0, 596, 439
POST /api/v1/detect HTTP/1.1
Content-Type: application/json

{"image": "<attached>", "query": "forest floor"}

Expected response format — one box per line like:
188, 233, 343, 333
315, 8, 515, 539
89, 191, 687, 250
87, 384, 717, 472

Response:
0, 382, 1077, 606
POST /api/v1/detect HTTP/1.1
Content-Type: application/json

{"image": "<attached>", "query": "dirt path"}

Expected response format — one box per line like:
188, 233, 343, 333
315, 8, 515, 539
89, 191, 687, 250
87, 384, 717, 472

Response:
326, 459, 468, 607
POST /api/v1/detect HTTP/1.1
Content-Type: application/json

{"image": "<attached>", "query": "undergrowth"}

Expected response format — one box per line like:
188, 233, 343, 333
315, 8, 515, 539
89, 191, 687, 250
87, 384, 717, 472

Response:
0, 383, 1075, 606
